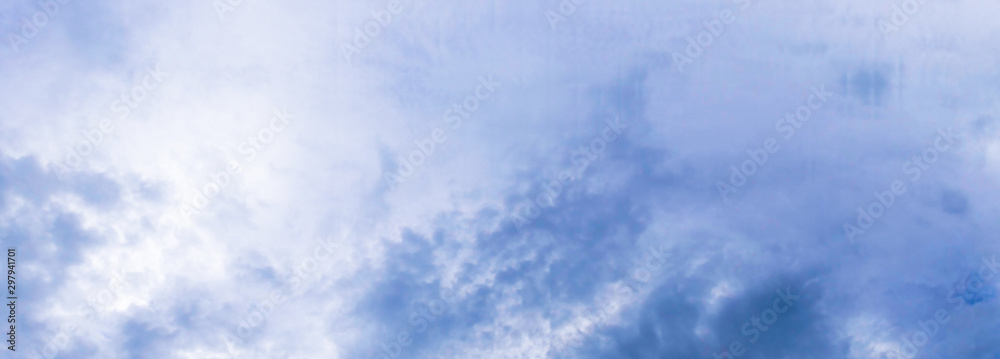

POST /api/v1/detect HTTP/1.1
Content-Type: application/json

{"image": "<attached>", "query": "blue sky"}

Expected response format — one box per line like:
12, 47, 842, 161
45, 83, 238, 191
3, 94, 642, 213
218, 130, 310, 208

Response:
1, 0, 999, 358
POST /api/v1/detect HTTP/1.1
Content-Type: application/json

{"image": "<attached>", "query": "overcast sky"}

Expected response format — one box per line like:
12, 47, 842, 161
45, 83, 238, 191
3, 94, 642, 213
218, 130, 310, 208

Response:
1, 0, 999, 358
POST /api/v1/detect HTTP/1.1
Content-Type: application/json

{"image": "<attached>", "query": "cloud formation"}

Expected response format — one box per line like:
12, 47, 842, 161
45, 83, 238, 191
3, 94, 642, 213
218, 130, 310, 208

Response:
1, 0, 999, 358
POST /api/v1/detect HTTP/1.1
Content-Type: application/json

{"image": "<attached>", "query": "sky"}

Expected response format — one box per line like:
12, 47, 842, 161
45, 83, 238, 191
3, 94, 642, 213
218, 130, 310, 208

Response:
1, 0, 999, 358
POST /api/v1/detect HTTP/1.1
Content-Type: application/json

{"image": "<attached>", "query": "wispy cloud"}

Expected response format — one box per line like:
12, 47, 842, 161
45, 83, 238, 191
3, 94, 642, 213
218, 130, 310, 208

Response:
1, 0, 999, 358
